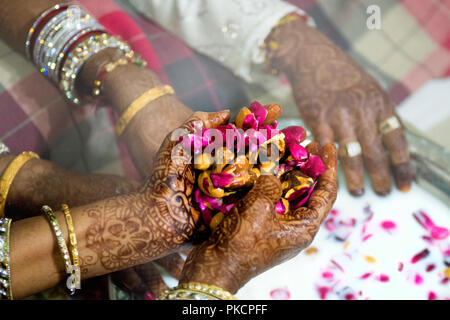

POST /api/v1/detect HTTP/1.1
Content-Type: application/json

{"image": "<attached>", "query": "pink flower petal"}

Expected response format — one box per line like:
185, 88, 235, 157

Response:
380, 220, 396, 230
362, 234, 373, 242
242, 113, 258, 131
331, 259, 345, 273
144, 292, 156, 300
270, 287, 291, 300
414, 274, 424, 285
376, 274, 390, 282
411, 248, 430, 264
275, 199, 288, 215
291, 184, 316, 208
210, 172, 234, 188
288, 143, 308, 161
322, 271, 334, 279
317, 286, 330, 300
281, 126, 306, 145
250, 101, 268, 125
300, 154, 326, 179
398, 262, 404, 272
428, 291, 437, 300
431, 225, 449, 240
324, 218, 336, 232
426, 264, 436, 272
360, 272, 372, 280
330, 209, 339, 216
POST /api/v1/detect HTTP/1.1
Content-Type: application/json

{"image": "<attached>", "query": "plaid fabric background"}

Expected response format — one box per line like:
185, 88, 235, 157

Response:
0, 0, 449, 180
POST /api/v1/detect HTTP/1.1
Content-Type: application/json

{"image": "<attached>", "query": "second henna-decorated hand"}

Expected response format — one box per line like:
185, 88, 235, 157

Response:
179, 142, 337, 294
266, 18, 412, 197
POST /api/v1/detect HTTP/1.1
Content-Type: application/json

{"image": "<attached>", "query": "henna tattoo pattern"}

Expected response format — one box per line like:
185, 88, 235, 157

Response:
180, 143, 338, 294
84, 115, 222, 272
266, 19, 412, 196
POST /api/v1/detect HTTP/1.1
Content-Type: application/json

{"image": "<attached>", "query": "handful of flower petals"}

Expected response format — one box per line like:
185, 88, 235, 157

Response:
183, 102, 326, 230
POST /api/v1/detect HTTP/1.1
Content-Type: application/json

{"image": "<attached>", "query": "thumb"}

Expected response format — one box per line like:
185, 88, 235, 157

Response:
236, 175, 282, 215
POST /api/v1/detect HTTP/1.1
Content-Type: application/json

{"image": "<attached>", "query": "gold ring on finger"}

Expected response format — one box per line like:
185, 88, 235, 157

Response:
379, 116, 401, 135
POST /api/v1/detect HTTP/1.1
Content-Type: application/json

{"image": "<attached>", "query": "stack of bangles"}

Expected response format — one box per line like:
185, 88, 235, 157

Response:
0, 143, 81, 298
25, 3, 146, 105
0, 145, 40, 299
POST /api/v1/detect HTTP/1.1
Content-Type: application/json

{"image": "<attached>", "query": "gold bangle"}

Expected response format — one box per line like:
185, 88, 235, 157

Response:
159, 282, 237, 300
0, 218, 13, 299
61, 204, 79, 267
114, 85, 175, 137
0, 151, 40, 218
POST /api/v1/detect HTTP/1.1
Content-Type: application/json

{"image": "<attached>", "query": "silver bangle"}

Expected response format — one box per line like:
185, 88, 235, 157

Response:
28, 5, 106, 85
25, 4, 69, 60
0, 218, 12, 300
0, 142, 10, 156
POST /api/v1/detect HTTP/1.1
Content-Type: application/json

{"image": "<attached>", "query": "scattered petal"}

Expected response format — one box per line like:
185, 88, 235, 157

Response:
317, 286, 330, 300
445, 268, 450, 278
365, 256, 376, 264
376, 274, 390, 282
428, 291, 437, 300
411, 248, 430, 264
145, 292, 156, 300
360, 272, 372, 280
270, 287, 291, 300
414, 274, 424, 285
426, 264, 436, 272
380, 220, 396, 231
304, 247, 318, 255
398, 262, 404, 272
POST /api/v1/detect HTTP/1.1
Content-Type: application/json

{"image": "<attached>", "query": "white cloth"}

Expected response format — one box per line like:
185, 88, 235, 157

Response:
128, 0, 312, 82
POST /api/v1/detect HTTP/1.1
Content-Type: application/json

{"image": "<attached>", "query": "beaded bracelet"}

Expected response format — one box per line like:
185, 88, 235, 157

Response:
91, 52, 147, 98
0, 218, 12, 300
0, 151, 40, 218
41, 205, 77, 294
115, 85, 175, 137
60, 33, 133, 104
158, 282, 237, 300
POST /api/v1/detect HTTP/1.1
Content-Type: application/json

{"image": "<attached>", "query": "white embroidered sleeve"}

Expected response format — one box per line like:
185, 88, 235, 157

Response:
128, 0, 313, 82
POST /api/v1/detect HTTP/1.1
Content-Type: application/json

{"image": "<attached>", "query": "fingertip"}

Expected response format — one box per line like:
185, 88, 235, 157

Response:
305, 142, 320, 155
254, 174, 282, 204
263, 103, 282, 125
392, 162, 412, 192
350, 188, 365, 197
209, 110, 231, 128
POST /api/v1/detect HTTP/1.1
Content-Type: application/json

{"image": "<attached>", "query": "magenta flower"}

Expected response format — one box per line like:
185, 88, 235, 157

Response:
210, 172, 234, 188
281, 126, 306, 145
300, 155, 326, 179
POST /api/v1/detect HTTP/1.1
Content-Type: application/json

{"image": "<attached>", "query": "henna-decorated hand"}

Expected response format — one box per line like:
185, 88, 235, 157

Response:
112, 253, 186, 298
267, 18, 412, 196
140, 110, 230, 242
179, 142, 337, 294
